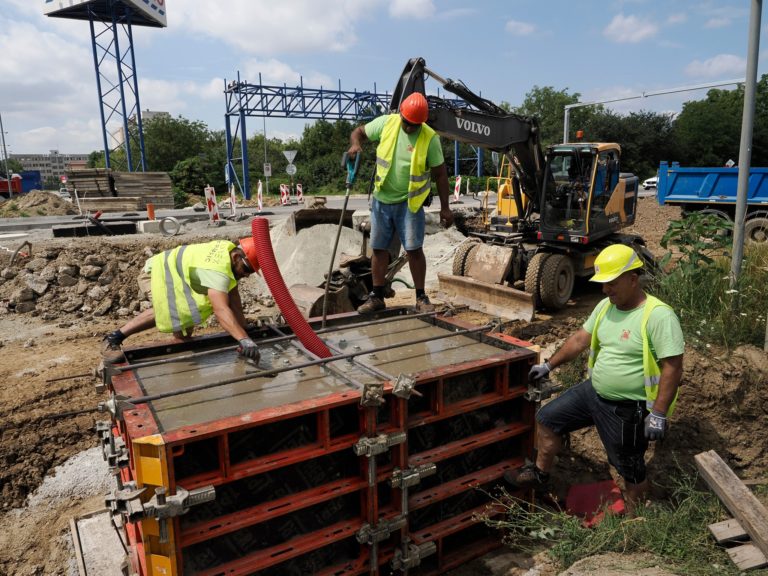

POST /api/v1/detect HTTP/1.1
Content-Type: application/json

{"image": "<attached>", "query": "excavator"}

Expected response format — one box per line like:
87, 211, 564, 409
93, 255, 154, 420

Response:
386, 57, 652, 318
293, 57, 652, 320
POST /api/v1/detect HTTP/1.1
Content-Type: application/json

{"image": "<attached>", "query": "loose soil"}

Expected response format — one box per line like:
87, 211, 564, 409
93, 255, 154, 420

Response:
1, 197, 767, 576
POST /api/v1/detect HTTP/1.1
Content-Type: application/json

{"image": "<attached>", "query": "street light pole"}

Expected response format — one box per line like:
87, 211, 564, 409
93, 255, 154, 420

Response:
0, 112, 13, 199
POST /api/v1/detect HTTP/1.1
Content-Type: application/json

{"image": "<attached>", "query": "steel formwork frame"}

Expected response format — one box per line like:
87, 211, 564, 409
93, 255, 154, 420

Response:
107, 311, 538, 575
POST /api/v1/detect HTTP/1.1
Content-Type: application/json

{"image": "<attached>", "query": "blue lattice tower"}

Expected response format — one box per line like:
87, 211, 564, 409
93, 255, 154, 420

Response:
45, 1, 167, 171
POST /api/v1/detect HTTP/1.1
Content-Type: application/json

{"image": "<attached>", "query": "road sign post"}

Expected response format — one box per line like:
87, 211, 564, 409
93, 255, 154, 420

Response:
283, 151, 298, 203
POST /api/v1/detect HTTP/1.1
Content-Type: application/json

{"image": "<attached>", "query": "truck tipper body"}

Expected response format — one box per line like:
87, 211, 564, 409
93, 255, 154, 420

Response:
658, 161, 768, 216
657, 161, 768, 243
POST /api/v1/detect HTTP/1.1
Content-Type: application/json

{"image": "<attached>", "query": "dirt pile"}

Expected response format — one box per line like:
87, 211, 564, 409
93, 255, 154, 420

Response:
0, 190, 79, 217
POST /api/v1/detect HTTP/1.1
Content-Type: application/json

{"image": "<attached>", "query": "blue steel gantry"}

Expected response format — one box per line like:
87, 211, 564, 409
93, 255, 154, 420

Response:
224, 73, 484, 198
45, 0, 167, 172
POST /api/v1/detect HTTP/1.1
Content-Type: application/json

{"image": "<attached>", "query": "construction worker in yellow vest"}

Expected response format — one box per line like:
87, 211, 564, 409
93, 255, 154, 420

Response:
504, 244, 684, 509
347, 92, 453, 314
101, 238, 261, 362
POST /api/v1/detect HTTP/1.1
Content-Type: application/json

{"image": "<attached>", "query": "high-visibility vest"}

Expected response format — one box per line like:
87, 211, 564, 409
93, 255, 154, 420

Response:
588, 295, 678, 415
374, 114, 436, 212
150, 240, 237, 334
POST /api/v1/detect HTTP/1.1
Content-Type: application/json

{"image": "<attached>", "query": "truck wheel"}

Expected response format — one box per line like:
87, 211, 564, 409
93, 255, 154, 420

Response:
452, 238, 481, 276
539, 254, 575, 310
745, 217, 768, 244
524, 252, 550, 308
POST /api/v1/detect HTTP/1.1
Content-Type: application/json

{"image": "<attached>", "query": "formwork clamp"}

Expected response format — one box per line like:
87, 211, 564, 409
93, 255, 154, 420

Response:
524, 377, 562, 403
355, 516, 407, 545
96, 421, 129, 470
353, 431, 407, 458
391, 539, 437, 571
97, 394, 136, 420
93, 359, 119, 393
390, 463, 437, 489
105, 481, 146, 522
360, 382, 385, 407
143, 485, 217, 520
392, 373, 423, 399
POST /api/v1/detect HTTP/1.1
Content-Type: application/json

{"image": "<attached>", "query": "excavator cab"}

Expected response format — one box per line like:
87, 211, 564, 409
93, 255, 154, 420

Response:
539, 143, 639, 244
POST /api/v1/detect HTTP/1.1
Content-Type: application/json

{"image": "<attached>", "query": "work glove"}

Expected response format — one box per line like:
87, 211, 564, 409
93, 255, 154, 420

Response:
237, 337, 260, 362
528, 361, 552, 382
644, 410, 668, 441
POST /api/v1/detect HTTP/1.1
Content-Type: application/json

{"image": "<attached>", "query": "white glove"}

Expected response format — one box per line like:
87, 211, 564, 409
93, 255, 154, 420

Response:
528, 361, 552, 381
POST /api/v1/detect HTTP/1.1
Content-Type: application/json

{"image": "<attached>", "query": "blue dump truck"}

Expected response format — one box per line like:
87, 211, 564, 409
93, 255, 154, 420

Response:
657, 161, 768, 243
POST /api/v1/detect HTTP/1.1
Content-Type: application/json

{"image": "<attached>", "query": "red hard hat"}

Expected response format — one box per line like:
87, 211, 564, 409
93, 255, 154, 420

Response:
238, 237, 260, 274
400, 93, 428, 124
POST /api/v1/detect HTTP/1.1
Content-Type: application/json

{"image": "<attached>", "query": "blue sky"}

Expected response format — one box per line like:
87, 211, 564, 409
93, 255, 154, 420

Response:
0, 0, 760, 155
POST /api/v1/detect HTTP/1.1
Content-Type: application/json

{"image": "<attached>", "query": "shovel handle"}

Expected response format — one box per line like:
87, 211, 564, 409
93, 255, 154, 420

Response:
341, 152, 361, 186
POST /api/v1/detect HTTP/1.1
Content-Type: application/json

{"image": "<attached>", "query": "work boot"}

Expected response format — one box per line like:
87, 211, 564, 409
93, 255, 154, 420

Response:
415, 294, 436, 313
357, 293, 386, 314
101, 331, 126, 364
503, 463, 550, 490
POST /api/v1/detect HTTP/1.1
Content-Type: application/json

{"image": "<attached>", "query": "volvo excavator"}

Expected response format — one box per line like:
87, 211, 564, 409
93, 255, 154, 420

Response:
386, 57, 652, 319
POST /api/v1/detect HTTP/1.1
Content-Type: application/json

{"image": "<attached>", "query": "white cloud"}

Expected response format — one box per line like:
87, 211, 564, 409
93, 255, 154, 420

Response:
666, 13, 687, 25
390, 0, 435, 19
704, 17, 731, 29
603, 14, 658, 43
505, 19, 536, 36
171, 0, 378, 55
685, 54, 746, 78
241, 59, 333, 88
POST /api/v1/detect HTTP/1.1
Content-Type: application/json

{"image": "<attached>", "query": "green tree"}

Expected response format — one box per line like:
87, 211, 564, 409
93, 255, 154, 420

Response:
513, 86, 602, 147
138, 115, 212, 172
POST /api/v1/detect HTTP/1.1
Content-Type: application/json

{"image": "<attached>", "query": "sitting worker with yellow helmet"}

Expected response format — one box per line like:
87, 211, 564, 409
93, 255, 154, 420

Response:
505, 244, 684, 509
101, 238, 261, 363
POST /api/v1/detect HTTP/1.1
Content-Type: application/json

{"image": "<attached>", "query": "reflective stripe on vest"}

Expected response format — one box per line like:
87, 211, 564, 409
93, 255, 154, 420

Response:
374, 114, 436, 212
151, 240, 237, 334
587, 294, 678, 415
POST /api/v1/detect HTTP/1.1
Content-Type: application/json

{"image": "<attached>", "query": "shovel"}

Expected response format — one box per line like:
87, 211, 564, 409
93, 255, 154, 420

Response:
321, 152, 360, 328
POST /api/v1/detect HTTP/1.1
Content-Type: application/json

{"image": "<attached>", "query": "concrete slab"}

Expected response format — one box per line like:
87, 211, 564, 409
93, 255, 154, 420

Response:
70, 509, 125, 575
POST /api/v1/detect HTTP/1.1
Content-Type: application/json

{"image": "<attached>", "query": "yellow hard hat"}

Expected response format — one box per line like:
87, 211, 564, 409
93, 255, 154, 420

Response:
590, 244, 643, 282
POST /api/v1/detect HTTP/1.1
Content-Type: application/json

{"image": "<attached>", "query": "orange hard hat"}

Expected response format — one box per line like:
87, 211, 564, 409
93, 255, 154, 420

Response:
400, 93, 429, 124
238, 237, 260, 274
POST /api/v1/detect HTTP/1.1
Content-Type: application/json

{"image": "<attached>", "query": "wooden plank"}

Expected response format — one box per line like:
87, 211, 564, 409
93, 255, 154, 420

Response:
709, 518, 748, 543
727, 544, 768, 571
695, 450, 768, 558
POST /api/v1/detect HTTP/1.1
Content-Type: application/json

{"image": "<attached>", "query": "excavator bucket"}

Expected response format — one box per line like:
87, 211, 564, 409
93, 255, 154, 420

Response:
286, 208, 353, 235
291, 283, 356, 319
437, 273, 534, 322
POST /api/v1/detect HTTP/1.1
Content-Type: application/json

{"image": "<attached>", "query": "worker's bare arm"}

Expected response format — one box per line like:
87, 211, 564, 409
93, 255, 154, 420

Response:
548, 328, 591, 369
227, 286, 248, 329
208, 288, 248, 341
347, 126, 368, 158
431, 163, 453, 227
653, 354, 683, 415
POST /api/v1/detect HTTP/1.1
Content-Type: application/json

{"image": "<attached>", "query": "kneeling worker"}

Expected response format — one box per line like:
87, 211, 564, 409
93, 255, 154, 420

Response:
505, 244, 684, 508
102, 238, 261, 362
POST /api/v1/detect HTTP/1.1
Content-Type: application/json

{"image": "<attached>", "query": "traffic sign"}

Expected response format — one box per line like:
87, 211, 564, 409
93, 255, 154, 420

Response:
60, 175, 68, 183
263, 163, 272, 177
283, 150, 297, 163
286, 163, 297, 176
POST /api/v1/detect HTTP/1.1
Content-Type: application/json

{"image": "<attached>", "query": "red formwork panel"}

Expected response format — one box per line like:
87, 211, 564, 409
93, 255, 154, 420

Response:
108, 310, 537, 575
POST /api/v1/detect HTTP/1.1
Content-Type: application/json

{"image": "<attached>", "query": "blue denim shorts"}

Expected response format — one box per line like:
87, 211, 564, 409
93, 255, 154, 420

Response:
369, 197, 425, 251
536, 379, 649, 484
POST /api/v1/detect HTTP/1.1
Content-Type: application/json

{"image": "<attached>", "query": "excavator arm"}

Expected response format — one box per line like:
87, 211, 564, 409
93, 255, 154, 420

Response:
390, 57, 545, 215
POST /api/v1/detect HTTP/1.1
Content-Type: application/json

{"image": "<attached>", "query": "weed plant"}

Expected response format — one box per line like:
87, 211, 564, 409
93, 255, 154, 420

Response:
478, 472, 767, 575
651, 212, 768, 349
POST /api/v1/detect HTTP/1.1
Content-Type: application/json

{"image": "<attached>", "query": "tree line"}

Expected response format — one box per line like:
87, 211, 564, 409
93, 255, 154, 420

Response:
86, 75, 768, 202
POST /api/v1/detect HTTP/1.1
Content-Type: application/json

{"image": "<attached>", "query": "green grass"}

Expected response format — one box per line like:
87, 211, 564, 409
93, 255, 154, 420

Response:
478, 472, 768, 575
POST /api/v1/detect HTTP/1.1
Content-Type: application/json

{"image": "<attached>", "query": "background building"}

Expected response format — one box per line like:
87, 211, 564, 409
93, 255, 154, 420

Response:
11, 150, 89, 187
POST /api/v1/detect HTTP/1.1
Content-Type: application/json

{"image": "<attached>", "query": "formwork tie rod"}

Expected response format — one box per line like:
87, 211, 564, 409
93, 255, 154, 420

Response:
105, 320, 502, 412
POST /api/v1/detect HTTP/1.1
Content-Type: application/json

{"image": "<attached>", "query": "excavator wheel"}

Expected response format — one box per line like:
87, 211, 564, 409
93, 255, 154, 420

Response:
539, 254, 575, 310
452, 238, 481, 276
524, 252, 550, 308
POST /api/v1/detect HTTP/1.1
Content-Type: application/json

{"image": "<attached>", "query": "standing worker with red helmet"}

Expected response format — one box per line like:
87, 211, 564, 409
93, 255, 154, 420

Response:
347, 92, 453, 313
101, 238, 262, 362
